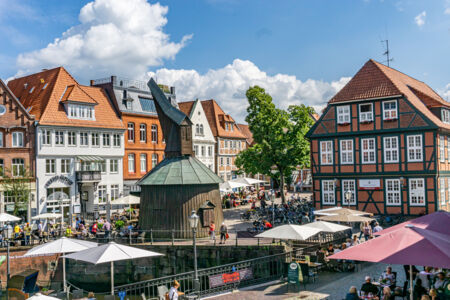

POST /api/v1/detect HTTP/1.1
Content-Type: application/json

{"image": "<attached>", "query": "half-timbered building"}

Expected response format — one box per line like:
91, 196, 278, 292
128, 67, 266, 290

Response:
307, 59, 450, 216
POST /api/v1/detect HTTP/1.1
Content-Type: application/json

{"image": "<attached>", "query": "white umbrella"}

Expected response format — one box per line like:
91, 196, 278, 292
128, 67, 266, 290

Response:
255, 224, 321, 240
64, 242, 163, 295
0, 213, 21, 223
31, 213, 62, 220
27, 293, 60, 300
111, 195, 140, 205
220, 181, 250, 190
231, 177, 266, 185
313, 207, 372, 216
23, 237, 97, 295
301, 221, 351, 233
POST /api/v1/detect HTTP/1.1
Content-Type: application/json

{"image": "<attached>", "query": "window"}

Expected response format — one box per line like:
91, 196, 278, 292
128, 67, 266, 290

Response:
320, 141, 333, 165
224, 140, 228, 149
91, 133, 99, 146
442, 109, 450, 124
128, 154, 135, 173
208, 146, 212, 157
226, 157, 230, 166
128, 123, 135, 142
151, 125, 158, 143
125, 100, 133, 110
441, 178, 446, 205
68, 132, 76, 146
12, 132, 24, 147
140, 124, 146, 142
384, 137, 399, 163
140, 154, 147, 173
0, 132, 3, 147
139, 97, 156, 113
113, 134, 121, 147
385, 179, 401, 206
337, 105, 350, 124
67, 104, 95, 120
61, 159, 70, 174
100, 160, 106, 173
342, 179, 356, 205
220, 157, 224, 166
440, 136, 445, 162
448, 137, 450, 162
321, 180, 335, 205
103, 133, 110, 147
111, 185, 119, 201
195, 124, 200, 135
383, 101, 397, 120
0, 159, 3, 176
55, 131, 64, 146
361, 138, 376, 164
110, 159, 119, 173
45, 159, 55, 174
194, 145, 198, 156
80, 132, 88, 146
201, 146, 205, 157
98, 185, 107, 203
152, 154, 158, 168
42, 130, 51, 145
409, 178, 425, 206
225, 123, 229, 131
340, 140, 353, 164
359, 103, 373, 122
407, 135, 422, 162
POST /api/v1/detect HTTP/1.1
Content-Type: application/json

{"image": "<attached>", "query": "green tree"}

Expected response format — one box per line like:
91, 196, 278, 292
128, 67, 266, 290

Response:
235, 86, 315, 203
2, 165, 32, 216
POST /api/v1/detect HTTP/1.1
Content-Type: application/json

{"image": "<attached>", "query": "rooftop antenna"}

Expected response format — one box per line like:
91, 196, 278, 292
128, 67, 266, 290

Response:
381, 39, 394, 67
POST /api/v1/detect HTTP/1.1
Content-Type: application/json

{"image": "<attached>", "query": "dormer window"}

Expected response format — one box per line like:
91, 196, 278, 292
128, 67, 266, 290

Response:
67, 104, 95, 120
359, 103, 373, 123
124, 98, 133, 110
29, 87, 35, 93
225, 123, 229, 131
442, 109, 450, 124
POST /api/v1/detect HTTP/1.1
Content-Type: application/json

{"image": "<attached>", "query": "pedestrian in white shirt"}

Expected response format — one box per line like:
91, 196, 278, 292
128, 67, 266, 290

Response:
168, 280, 180, 300
372, 222, 383, 233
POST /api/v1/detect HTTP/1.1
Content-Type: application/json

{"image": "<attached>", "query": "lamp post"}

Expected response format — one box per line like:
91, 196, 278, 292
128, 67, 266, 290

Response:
188, 210, 200, 292
344, 190, 352, 208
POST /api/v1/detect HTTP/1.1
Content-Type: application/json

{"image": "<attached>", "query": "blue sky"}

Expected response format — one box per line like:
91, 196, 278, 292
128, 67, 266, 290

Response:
0, 0, 449, 121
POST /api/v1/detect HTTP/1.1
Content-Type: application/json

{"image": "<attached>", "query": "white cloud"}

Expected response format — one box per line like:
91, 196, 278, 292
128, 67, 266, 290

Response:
442, 83, 450, 101
414, 11, 426, 27
445, 8, 450, 15
15, 0, 191, 81
148, 59, 350, 123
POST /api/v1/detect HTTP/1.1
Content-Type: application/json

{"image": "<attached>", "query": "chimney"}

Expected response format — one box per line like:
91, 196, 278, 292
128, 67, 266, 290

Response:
170, 86, 175, 95
111, 76, 117, 85
90, 80, 95, 86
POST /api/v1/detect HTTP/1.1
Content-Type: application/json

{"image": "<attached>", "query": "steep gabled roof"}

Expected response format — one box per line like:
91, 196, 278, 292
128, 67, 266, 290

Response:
178, 100, 196, 119
237, 123, 254, 145
8, 67, 123, 129
0, 79, 35, 121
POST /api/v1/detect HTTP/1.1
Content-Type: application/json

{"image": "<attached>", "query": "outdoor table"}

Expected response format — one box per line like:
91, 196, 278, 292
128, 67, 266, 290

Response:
296, 260, 322, 268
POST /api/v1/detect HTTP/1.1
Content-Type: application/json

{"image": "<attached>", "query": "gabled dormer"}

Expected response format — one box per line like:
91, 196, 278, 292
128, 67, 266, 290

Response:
60, 85, 98, 121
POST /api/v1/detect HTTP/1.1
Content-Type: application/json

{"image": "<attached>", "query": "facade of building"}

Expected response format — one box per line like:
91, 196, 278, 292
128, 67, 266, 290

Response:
92, 76, 175, 194
179, 100, 216, 172
0, 80, 36, 218
8, 68, 125, 220
201, 100, 247, 180
307, 59, 450, 216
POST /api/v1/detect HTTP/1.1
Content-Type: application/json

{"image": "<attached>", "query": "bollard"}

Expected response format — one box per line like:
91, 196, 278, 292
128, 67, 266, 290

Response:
150, 229, 153, 245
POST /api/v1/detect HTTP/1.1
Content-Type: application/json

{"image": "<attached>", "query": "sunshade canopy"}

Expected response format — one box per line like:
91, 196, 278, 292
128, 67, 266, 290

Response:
27, 293, 60, 300
23, 237, 97, 256
329, 225, 450, 269
316, 214, 374, 223
111, 195, 140, 205
255, 224, 321, 240
0, 213, 21, 222
374, 211, 450, 236
302, 221, 351, 233
231, 177, 266, 185
32, 213, 62, 220
314, 207, 372, 216
220, 181, 250, 190
64, 242, 163, 264
76, 155, 104, 162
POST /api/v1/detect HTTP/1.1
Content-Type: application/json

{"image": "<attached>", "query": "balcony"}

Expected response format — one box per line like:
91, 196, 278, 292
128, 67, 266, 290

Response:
76, 171, 101, 182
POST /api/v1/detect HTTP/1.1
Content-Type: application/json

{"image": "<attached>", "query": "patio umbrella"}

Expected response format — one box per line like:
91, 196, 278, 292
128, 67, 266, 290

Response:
329, 225, 450, 300
31, 213, 62, 220
64, 242, 163, 295
301, 221, 351, 233
111, 195, 140, 219
23, 237, 97, 295
374, 211, 450, 236
0, 213, 21, 223
314, 207, 373, 216
316, 213, 374, 223
231, 177, 266, 185
27, 293, 60, 300
255, 224, 321, 240
220, 181, 250, 190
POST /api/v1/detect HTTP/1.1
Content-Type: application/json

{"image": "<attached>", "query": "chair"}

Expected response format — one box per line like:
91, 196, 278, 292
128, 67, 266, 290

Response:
137, 232, 146, 244
394, 281, 409, 299
299, 263, 317, 283
157, 285, 169, 300
72, 289, 84, 299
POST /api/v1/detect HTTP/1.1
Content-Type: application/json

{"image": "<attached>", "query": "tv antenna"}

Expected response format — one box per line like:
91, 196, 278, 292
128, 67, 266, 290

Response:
381, 40, 393, 67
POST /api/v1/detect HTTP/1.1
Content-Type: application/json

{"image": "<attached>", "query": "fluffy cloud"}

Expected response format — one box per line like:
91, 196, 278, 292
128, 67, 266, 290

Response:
442, 84, 450, 101
414, 11, 426, 27
149, 59, 350, 123
446, 8, 450, 15
16, 0, 191, 80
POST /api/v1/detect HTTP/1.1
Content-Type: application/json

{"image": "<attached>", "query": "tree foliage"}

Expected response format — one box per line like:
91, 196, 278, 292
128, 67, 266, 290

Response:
2, 165, 32, 215
235, 86, 316, 203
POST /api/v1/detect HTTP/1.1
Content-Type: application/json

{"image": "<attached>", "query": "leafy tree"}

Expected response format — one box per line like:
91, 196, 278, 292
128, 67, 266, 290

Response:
236, 86, 315, 203
2, 165, 32, 216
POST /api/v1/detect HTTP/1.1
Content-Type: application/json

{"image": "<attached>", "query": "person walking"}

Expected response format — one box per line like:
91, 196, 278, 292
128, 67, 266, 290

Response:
209, 221, 216, 242
103, 219, 111, 240
363, 221, 372, 241
38, 221, 44, 243
219, 222, 228, 244
24, 223, 32, 245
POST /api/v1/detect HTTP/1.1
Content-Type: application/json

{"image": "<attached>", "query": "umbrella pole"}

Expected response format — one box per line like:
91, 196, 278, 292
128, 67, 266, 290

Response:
409, 265, 413, 300
63, 254, 67, 295
111, 261, 114, 295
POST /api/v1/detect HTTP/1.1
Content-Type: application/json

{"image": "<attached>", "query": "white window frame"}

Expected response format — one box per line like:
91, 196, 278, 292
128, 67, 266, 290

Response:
151, 125, 158, 143
440, 136, 445, 162
152, 154, 158, 168
337, 105, 350, 124
68, 132, 76, 146
340, 139, 353, 164
45, 159, 56, 174
140, 124, 146, 142
55, 131, 64, 146
103, 133, 110, 147
359, 103, 373, 123
342, 179, 356, 205
61, 159, 70, 174
128, 154, 135, 173
42, 130, 51, 146
113, 134, 121, 147
442, 109, 450, 124
409, 178, 425, 206
407, 135, 422, 162
111, 184, 119, 201
361, 138, 376, 164
128, 123, 135, 142
382, 100, 398, 120
12, 131, 24, 147
383, 136, 399, 163
110, 159, 119, 173
385, 179, 401, 206
12, 158, 25, 177
80, 132, 88, 146
140, 154, 147, 173
441, 178, 446, 205
98, 185, 107, 203
320, 140, 333, 165
321, 180, 335, 205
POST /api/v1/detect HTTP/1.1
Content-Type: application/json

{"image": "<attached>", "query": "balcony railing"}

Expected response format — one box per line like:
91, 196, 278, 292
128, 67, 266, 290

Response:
76, 171, 101, 182
91, 76, 175, 95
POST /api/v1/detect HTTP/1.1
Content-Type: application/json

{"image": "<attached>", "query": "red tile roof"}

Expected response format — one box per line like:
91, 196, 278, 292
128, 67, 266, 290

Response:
8, 67, 123, 129
237, 123, 254, 145
178, 101, 195, 118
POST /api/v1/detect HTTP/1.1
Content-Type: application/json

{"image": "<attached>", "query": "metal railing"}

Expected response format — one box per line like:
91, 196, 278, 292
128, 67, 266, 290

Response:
75, 171, 101, 182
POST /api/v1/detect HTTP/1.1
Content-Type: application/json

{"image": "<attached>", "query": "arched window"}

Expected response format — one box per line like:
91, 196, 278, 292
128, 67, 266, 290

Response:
127, 123, 134, 142
151, 125, 158, 143
140, 124, 146, 142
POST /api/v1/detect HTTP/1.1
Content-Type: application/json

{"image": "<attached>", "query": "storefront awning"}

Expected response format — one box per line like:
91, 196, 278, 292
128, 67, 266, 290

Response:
77, 155, 105, 162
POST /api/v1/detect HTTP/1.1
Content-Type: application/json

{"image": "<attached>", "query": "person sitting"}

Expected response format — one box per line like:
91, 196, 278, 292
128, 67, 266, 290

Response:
263, 220, 272, 229
361, 276, 379, 296
327, 243, 335, 255
413, 278, 428, 300
382, 286, 394, 300
379, 266, 396, 289
345, 286, 361, 300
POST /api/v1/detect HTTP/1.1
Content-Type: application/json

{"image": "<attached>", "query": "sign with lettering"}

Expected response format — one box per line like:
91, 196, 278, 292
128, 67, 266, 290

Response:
208, 268, 253, 288
359, 179, 381, 190
288, 262, 302, 284
44, 175, 73, 189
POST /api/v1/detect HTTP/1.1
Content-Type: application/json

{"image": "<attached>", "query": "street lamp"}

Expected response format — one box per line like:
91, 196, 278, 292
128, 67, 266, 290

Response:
188, 210, 200, 292
344, 190, 352, 208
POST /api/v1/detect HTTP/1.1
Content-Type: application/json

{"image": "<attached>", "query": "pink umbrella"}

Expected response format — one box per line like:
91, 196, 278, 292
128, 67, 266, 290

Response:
374, 211, 450, 236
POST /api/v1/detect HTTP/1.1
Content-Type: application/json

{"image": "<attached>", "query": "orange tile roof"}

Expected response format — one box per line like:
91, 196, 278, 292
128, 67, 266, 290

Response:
237, 123, 254, 145
200, 99, 247, 139
0, 79, 35, 121
330, 59, 450, 130
8, 67, 123, 129
178, 101, 195, 118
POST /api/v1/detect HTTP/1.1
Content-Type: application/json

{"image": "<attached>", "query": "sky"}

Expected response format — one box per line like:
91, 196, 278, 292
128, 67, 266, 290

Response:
0, 0, 449, 122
